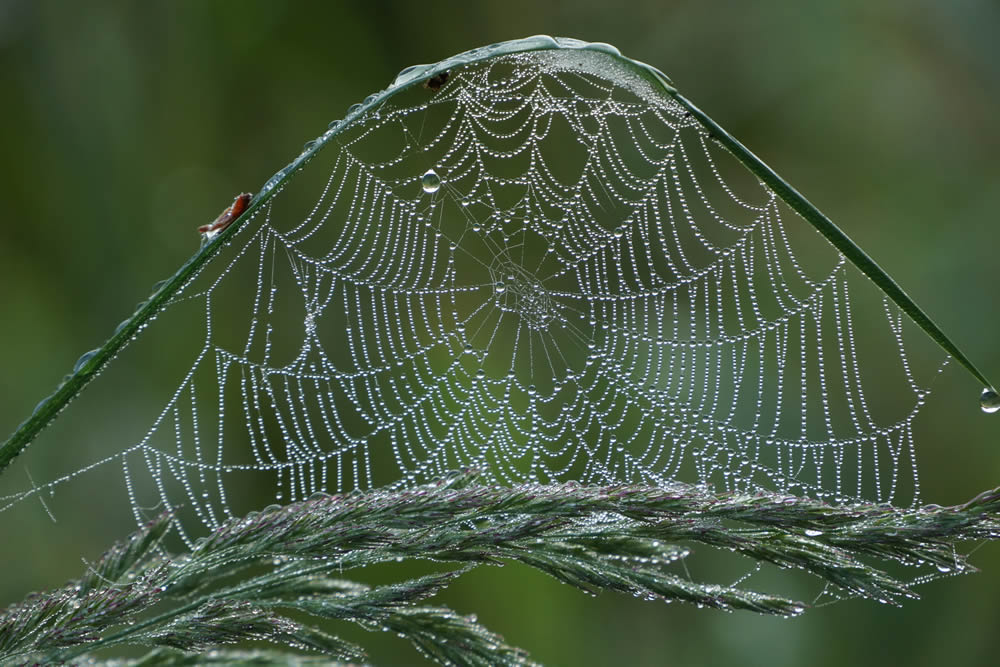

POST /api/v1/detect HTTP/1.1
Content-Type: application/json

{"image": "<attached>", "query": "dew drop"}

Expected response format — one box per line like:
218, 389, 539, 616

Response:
421, 169, 441, 193
980, 387, 1000, 414
396, 65, 419, 80
73, 349, 100, 373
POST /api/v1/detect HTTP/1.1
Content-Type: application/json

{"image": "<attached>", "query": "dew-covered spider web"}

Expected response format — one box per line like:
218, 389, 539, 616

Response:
1, 45, 953, 544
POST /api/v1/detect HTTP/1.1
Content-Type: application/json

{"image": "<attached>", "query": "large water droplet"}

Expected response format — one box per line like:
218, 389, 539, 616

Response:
421, 169, 441, 193
980, 387, 1000, 414
73, 349, 100, 373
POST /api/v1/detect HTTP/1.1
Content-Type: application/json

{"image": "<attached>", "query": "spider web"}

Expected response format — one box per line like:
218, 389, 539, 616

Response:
2, 47, 949, 543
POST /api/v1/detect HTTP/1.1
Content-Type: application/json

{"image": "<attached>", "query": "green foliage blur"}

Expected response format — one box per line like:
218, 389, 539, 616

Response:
0, 1, 998, 665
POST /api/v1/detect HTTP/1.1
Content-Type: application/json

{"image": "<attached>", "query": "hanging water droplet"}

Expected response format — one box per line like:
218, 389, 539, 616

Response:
421, 169, 441, 193
495, 281, 506, 293
980, 388, 1000, 414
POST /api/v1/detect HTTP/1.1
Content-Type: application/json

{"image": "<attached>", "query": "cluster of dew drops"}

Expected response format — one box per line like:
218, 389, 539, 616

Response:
414, 160, 1000, 421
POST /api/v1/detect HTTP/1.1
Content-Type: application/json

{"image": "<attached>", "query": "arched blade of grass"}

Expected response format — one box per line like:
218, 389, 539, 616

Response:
2, 35, 993, 479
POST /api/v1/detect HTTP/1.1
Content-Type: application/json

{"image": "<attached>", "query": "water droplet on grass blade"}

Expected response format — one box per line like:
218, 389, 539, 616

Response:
981, 388, 1000, 414
73, 349, 100, 373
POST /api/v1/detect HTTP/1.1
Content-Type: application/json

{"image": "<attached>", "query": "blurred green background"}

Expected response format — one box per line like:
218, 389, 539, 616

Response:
1, 1, 999, 665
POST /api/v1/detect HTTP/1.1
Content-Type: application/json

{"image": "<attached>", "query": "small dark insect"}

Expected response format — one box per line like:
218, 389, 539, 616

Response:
423, 70, 450, 92
198, 192, 252, 237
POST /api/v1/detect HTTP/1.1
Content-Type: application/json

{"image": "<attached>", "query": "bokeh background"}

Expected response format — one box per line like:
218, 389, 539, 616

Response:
1, 1, 998, 665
